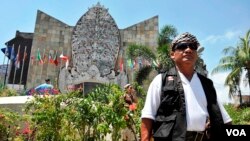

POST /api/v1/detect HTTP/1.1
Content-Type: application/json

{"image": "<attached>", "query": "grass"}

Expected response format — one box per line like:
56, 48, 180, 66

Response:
224, 104, 250, 125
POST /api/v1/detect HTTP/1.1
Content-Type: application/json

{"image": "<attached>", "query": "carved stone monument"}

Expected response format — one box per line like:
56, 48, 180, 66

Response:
25, 2, 158, 90
58, 3, 127, 93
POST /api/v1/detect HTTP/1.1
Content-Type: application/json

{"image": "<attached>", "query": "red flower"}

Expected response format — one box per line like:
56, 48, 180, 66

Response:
129, 103, 137, 111
23, 128, 32, 134
0, 114, 5, 119
22, 122, 32, 135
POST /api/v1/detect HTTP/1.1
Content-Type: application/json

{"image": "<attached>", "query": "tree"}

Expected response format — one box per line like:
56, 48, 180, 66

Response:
126, 44, 156, 85
125, 25, 178, 85
157, 25, 178, 72
239, 29, 250, 89
212, 29, 250, 105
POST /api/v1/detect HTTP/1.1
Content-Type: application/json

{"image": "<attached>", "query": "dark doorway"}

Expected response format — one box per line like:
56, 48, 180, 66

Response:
84, 82, 101, 94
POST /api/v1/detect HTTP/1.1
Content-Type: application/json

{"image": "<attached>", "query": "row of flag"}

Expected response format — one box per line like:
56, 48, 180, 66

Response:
2, 45, 153, 73
1, 45, 26, 69
119, 57, 152, 72
1, 46, 70, 70
32, 48, 69, 69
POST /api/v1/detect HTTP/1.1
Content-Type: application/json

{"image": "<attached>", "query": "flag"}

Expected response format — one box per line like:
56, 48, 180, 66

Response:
10, 47, 15, 61
120, 58, 124, 72
127, 59, 133, 69
60, 53, 69, 69
36, 49, 43, 64
15, 50, 20, 69
1, 46, 12, 59
1, 46, 12, 66
60, 53, 68, 61
133, 59, 137, 70
49, 52, 54, 64
53, 51, 58, 66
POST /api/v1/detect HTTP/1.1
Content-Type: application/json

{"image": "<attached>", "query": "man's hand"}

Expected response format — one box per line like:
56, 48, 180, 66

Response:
141, 118, 153, 141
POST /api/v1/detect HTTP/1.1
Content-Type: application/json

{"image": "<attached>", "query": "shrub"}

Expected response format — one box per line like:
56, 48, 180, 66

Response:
224, 104, 250, 125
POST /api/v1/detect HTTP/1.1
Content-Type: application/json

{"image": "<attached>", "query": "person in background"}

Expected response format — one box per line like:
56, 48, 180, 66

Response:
122, 83, 138, 141
124, 83, 138, 109
35, 78, 54, 94
140, 32, 232, 141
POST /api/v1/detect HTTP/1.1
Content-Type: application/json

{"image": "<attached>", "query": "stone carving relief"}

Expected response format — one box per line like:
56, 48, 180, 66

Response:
58, 3, 128, 93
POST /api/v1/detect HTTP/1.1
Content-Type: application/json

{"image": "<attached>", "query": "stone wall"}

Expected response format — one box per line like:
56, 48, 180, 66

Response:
119, 16, 158, 83
120, 16, 158, 51
26, 10, 73, 89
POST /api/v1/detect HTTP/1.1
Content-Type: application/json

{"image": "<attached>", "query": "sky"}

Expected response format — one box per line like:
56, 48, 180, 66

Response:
0, 0, 249, 103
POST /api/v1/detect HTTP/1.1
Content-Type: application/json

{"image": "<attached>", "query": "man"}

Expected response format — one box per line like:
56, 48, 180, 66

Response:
122, 84, 138, 141
140, 32, 232, 141
124, 83, 138, 108
35, 78, 54, 94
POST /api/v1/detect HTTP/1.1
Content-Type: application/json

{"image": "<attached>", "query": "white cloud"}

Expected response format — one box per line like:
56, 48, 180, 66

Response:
209, 71, 250, 104
225, 31, 238, 39
201, 30, 242, 44
208, 72, 233, 104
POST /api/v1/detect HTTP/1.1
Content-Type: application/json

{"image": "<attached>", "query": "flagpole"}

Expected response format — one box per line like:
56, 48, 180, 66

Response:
4, 59, 10, 86
2, 44, 8, 66
19, 46, 27, 89
5, 44, 15, 86
60, 50, 63, 69
2, 44, 8, 84
54, 50, 58, 88
13, 45, 20, 88
40, 48, 45, 84
46, 50, 50, 78
58, 50, 63, 90
33, 48, 38, 88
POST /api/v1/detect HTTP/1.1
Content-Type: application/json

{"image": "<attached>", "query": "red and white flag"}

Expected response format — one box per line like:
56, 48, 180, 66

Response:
60, 53, 68, 61
60, 53, 69, 69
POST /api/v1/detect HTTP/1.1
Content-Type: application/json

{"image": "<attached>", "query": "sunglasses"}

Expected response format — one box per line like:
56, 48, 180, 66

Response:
173, 42, 198, 51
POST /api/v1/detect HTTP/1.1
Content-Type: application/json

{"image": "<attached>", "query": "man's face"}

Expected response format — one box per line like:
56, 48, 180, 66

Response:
170, 42, 198, 66
127, 86, 134, 93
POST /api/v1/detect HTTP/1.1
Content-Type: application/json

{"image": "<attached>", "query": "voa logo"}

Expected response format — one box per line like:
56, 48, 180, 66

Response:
226, 129, 246, 136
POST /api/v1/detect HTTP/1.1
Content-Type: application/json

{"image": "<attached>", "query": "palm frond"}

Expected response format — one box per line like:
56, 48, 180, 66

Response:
218, 56, 235, 64
222, 46, 236, 55
126, 44, 156, 61
211, 63, 234, 75
158, 25, 177, 46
